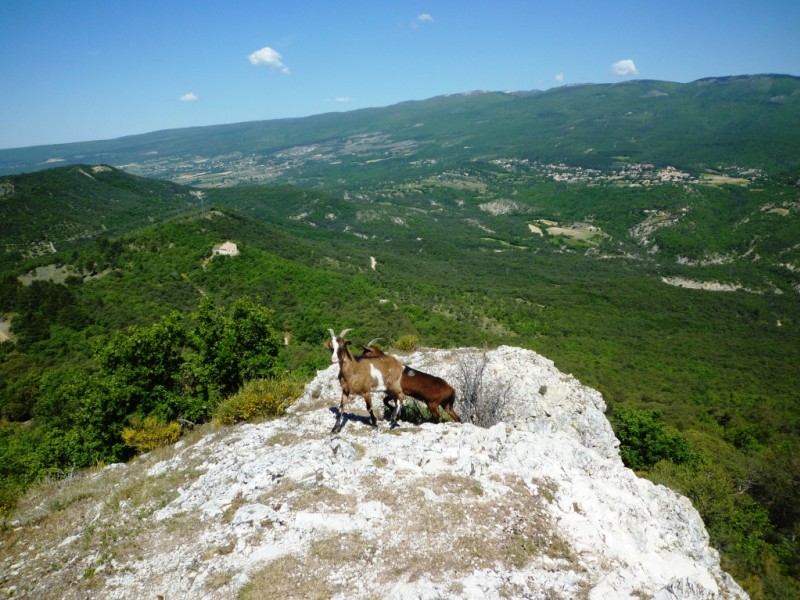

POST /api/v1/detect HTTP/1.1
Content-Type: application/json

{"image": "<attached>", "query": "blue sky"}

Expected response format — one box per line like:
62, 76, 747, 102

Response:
1, 0, 798, 149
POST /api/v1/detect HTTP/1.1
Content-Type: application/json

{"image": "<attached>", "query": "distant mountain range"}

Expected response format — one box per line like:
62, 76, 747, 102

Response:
2, 75, 799, 186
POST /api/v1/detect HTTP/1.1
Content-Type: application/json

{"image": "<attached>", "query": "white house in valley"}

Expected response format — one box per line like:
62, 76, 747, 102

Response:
217, 241, 239, 256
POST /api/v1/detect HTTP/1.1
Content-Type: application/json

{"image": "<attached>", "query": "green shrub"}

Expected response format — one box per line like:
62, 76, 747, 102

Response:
611, 406, 696, 471
213, 376, 303, 425
394, 334, 418, 352
385, 399, 431, 424
0, 481, 22, 520
121, 415, 182, 453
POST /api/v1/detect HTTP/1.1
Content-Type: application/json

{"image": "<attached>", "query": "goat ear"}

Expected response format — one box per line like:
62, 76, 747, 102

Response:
324, 339, 332, 350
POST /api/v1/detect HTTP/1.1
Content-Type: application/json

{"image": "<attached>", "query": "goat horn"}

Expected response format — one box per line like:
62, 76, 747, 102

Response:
328, 328, 336, 339
339, 328, 353, 339
366, 337, 383, 347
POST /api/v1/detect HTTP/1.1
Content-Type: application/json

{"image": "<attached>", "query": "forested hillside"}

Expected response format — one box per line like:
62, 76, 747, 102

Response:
1, 75, 800, 597
0, 165, 201, 273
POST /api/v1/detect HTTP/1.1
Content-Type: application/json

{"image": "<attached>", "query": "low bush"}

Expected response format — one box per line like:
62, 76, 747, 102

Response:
394, 335, 418, 352
121, 416, 182, 453
611, 406, 696, 471
213, 376, 303, 425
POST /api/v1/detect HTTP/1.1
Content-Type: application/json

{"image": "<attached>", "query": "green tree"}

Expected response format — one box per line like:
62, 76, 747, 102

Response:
752, 442, 800, 532
0, 275, 20, 312
98, 312, 188, 421
11, 280, 90, 349
611, 406, 696, 471
650, 459, 775, 594
189, 297, 282, 406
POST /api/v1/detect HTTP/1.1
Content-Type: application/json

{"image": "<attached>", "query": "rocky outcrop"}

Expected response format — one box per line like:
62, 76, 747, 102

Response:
1, 346, 747, 599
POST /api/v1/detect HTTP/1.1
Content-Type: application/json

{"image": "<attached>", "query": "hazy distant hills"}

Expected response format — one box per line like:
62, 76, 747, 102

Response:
2, 75, 799, 186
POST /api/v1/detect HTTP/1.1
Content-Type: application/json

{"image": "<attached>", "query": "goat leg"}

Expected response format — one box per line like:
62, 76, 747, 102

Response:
389, 393, 405, 428
442, 391, 461, 423
445, 402, 462, 423
382, 392, 398, 420
363, 392, 378, 427
332, 391, 348, 433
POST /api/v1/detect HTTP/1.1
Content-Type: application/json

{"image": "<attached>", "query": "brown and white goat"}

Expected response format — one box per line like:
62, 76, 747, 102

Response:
360, 342, 461, 424
325, 329, 406, 433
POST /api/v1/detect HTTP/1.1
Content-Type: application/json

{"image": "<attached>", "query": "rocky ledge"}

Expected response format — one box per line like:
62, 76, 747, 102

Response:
2, 346, 747, 599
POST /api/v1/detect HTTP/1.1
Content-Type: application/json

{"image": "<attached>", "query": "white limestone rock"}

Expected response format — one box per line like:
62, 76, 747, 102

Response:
4, 346, 748, 600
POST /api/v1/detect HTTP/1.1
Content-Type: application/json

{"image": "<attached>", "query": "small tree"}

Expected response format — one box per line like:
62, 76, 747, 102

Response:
98, 312, 187, 421
189, 297, 282, 405
454, 351, 511, 427
611, 406, 696, 471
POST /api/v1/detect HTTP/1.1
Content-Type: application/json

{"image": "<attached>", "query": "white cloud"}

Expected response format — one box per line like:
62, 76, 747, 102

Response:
417, 13, 434, 24
179, 92, 198, 102
611, 59, 639, 76
334, 96, 352, 103
554, 72, 564, 83
248, 47, 291, 74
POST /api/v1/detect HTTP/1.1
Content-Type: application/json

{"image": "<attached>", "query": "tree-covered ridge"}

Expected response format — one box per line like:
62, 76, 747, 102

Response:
0, 165, 201, 272
205, 161, 800, 297
4, 161, 798, 300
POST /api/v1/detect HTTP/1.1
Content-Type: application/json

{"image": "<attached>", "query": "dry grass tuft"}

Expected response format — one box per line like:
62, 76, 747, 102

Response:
258, 478, 357, 515
264, 431, 303, 447
293, 484, 358, 513
241, 555, 334, 600
244, 532, 383, 600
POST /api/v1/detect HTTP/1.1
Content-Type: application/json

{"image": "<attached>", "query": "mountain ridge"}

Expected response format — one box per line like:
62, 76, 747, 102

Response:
2, 74, 799, 183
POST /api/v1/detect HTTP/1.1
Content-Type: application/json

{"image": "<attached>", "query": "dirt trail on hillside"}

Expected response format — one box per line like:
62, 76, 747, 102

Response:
0, 319, 12, 343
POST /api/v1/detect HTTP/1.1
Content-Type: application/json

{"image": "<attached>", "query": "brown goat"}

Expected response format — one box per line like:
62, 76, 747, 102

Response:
360, 343, 461, 423
325, 329, 406, 433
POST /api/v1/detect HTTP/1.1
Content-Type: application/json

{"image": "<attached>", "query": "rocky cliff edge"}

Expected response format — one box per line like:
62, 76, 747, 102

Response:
1, 346, 748, 599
